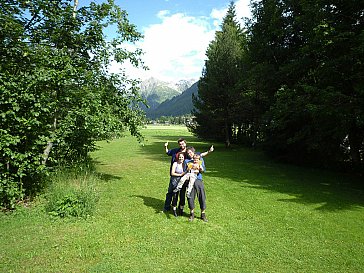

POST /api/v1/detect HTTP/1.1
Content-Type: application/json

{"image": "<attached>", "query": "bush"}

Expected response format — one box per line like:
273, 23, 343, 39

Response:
45, 168, 99, 218
0, 178, 24, 210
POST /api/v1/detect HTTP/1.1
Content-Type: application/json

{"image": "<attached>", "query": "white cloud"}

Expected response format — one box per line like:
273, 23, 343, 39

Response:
137, 12, 216, 82
211, 0, 252, 27
157, 10, 170, 18
111, 0, 251, 83
235, 0, 252, 22
210, 7, 226, 27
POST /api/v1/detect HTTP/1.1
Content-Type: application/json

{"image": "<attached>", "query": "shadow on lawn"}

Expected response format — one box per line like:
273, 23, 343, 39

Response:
205, 147, 364, 212
97, 172, 122, 182
90, 159, 123, 182
140, 135, 364, 212
132, 195, 165, 214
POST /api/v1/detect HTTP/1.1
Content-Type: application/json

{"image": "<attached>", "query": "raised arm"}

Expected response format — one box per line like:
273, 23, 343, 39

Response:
200, 145, 214, 157
199, 163, 204, 173
164, 141, 169, 153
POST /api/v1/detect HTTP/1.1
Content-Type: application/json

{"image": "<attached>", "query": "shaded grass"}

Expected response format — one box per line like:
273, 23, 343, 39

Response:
1, 125, 364, 272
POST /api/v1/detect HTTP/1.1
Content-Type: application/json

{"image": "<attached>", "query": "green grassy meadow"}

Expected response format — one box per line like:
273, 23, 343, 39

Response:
1, 125, 364, 272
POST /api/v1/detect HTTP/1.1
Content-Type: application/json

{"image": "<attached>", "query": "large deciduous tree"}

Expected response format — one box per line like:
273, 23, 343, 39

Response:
0, 0, 146, 208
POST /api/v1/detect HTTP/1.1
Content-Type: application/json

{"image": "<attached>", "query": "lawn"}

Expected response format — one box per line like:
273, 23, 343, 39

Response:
1, 125, 364, 272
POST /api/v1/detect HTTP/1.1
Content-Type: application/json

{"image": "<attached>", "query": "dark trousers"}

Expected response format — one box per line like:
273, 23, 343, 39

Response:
187, 179, 206, 211
163, 176, 187, 211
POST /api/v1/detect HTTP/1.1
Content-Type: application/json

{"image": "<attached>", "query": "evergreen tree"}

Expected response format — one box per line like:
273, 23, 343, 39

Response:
191, 2, 247, 147
240, 0, 288, 146
246, 0, 364, 167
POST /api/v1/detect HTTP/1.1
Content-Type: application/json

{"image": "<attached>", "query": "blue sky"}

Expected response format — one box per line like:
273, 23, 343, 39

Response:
118, 0, 235, 29
83, 0, 252, 82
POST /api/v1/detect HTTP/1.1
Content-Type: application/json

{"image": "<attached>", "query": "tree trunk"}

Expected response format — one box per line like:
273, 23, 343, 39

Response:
73, 0, 79, 18
42, 116, 57, 165
348, 123, 363, 165
42, 142, 53, 165
224, 119, 230, 148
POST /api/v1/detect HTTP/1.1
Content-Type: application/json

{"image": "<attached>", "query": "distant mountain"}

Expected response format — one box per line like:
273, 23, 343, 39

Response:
147, 81, 199, 118
139, 77, 180, 110
138, 77, 196, 114
171, 79, 197, 93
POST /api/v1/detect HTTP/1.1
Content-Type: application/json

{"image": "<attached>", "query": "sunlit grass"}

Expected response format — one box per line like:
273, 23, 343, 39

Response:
1, 125, 363, 272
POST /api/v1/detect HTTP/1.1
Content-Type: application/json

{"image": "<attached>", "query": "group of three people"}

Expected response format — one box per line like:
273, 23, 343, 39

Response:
163, 138, 214, 222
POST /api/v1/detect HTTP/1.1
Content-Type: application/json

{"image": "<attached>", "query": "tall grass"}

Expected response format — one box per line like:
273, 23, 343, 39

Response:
0, 125, 363, 272
44, 166, 99, 218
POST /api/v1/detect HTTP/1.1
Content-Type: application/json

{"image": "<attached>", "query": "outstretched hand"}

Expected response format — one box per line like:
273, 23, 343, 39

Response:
209, 145, 214, 153
164, 141, 169, 147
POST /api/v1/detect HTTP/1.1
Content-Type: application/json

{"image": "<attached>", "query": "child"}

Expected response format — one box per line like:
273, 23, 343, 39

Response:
173, 154, 204, 198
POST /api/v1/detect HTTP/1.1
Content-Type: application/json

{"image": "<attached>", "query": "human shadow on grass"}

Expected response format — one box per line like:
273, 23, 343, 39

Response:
204, 147, 364, 212
131, 195, 167, 215
97, 172, 122, 182
89, 159, 122, 182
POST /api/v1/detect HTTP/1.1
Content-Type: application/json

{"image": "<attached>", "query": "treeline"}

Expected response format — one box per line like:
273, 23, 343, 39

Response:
148, 115, 193, 125
0, 0, 146, 208
189, 1, 363, 170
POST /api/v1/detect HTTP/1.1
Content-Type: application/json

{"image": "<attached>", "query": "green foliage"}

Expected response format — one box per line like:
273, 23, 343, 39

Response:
192, 0, 364, 170
190, 2, 248, 146
45, 167, 99, 218
0, 0, 146, 208
253, 0, 364, 167
149, 115, 193, 125
47, 192, 92, 218
0, 178, 24, 210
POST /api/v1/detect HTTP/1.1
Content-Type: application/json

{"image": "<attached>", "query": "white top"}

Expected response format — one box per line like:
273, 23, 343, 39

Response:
175, 163, 184, 174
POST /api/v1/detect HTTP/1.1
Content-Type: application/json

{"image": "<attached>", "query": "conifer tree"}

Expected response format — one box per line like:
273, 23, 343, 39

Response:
191, 2, 247, 147
246, 0, 364, 167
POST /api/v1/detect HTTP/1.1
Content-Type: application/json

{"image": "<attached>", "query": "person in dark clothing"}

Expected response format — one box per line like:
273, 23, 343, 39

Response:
163, 138, 188, 214
185, 147, 209, 222
164, 138, 187, 167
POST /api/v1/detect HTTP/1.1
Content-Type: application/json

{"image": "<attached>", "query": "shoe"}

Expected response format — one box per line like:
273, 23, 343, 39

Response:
201, 213, 208, 222
188, 212, 195, 222
178, 208, 184, 216
172, 209, 178, 217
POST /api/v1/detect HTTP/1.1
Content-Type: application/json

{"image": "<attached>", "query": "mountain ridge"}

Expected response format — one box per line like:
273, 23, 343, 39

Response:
146, 81, 199, 118
138, 77, 197, 117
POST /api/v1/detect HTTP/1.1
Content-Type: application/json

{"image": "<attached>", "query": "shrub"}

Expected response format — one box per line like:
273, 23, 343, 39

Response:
45, 169, 99, 218
0, 178, 24, 210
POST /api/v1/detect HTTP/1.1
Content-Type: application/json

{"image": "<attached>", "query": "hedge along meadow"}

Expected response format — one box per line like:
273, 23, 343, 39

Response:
0, 0, 146, 209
